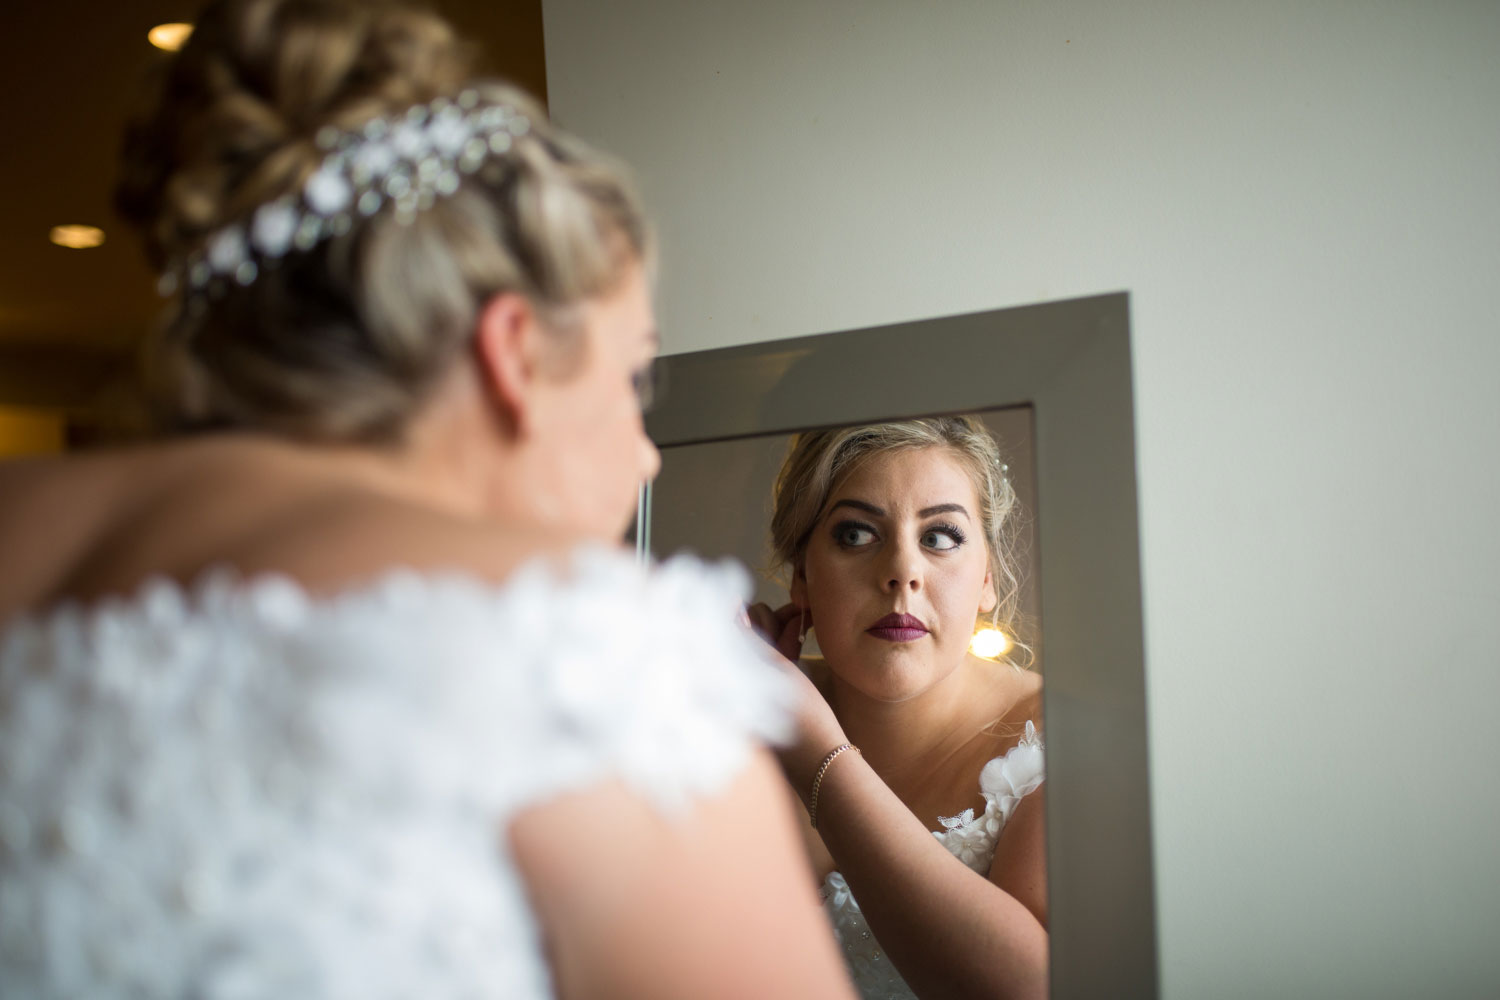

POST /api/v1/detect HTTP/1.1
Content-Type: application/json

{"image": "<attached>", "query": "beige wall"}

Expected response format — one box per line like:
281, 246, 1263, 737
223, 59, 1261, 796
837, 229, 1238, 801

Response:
543, 2, 1500, 996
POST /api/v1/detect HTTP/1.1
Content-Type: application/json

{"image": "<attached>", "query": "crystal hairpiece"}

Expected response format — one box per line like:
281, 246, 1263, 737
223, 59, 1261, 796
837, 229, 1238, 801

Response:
159, 89, 529, 299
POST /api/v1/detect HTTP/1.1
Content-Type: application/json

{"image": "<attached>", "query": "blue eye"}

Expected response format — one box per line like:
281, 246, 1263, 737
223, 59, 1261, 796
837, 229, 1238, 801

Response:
833, 521, 877, 548
922, 524, 966, 551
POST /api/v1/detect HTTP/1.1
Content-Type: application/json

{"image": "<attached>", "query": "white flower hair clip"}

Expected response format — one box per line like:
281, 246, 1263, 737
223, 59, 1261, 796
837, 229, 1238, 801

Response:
160, 89, 530, 299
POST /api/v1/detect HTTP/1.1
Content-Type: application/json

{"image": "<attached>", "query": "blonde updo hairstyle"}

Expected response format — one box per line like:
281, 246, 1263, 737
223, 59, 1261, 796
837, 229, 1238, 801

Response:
115, 0, 650, 441
770, 416, 1030, 665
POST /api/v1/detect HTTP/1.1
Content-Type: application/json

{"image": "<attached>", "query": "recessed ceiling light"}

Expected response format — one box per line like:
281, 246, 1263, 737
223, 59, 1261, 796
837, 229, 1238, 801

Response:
148, 23, 194, 51
50, 225, 106, 249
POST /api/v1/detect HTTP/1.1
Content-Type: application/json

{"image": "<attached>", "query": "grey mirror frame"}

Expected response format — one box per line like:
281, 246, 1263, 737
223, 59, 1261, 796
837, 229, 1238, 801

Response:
644, 292, 1156, 999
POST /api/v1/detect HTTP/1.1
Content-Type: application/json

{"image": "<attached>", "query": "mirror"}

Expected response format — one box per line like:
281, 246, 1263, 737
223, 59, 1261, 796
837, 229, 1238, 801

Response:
640, 293, 1156, 999
650, 406, 1043, 667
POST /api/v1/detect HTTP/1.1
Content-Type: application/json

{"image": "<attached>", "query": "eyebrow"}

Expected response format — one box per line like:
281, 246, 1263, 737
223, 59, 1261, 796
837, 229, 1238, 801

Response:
826, 499, 972, 520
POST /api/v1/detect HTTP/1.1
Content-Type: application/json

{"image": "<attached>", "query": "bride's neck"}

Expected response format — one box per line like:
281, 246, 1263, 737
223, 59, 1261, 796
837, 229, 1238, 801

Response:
828, 658, 999, 782
309, 375, 528, 523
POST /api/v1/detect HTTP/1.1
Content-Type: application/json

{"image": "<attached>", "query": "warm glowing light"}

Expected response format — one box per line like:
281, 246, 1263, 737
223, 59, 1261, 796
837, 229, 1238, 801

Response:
148, 23, 194, 51
969, 627, 1011, 659
49, 225, 105, 249
0, 408, 65, 458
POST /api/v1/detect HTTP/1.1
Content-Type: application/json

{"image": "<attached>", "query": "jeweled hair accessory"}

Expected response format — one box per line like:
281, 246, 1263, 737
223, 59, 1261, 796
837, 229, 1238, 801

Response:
159, 89, 529, 299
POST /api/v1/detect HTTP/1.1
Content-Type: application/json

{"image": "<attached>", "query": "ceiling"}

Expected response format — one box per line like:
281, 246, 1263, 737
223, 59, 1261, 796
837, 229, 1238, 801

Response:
0, 0, 547, 412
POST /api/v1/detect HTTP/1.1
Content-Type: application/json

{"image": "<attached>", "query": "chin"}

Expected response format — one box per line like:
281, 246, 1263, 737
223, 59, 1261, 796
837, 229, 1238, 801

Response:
860, 631, 981, 697
856, 676, 941, 705
828, 650, 943, 703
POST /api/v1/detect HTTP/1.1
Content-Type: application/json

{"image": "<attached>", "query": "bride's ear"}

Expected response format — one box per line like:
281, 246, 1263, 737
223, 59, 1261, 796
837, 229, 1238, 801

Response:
789, 563, 808, 609
473, 292, 545, 437
978, 564, 998, 617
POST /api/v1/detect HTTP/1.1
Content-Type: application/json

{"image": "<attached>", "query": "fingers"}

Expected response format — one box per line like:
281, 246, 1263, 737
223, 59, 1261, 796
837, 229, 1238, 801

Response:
775, 612, 810, 663
748, 602, 805, 631
746, 601, 813, 664
745, 602, 781, 642
771, 602, 804, 630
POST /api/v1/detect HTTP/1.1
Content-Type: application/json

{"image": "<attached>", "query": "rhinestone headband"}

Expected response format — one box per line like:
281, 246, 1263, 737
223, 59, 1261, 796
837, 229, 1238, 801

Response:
159, 89, 530, 299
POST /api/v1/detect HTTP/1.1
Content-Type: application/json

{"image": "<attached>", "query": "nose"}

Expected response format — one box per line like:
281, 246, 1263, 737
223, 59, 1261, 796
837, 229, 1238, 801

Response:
881, 536, 923, 593
638, 430, 661, 483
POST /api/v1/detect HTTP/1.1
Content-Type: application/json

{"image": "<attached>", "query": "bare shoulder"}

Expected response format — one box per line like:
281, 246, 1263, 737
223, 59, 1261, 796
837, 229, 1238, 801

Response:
974, 664, 1044, 758
219, 487, 590, 598
0, 448, 160, 615
0, 448, 131, 513
1007, 667, 1045, 734
0, 438, 591, 617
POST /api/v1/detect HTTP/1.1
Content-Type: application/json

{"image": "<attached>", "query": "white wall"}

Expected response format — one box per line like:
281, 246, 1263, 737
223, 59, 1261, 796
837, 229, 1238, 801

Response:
543, 3, 1500, 996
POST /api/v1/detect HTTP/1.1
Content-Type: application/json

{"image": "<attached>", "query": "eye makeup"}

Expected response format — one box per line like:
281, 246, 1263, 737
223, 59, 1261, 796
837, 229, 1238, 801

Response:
923, 521, 968, 548
828, 518, 968, 551
631, 359, 660, 412
832, 519, 878, 548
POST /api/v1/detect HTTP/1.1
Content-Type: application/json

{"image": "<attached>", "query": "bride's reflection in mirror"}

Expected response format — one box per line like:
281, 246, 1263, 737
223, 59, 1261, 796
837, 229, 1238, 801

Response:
659, 414, 1048, 998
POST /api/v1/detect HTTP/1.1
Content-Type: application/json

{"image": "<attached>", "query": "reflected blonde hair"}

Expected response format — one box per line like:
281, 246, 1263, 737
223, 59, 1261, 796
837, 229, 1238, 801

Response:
770, 416, 1029, 661
115, 0, 650, 441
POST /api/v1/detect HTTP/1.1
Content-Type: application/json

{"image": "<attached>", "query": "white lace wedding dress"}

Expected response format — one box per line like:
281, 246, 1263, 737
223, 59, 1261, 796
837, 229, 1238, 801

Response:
0, 546, 795, 999
821, 722, 1045, 1000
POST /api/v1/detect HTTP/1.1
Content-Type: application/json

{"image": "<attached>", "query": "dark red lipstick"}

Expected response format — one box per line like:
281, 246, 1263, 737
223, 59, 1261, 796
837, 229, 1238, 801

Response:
867, 613, 929, 643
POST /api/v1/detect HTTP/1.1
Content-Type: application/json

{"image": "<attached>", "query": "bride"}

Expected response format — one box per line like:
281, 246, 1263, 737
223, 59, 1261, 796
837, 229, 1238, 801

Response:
750, 417, 1048, 999
0, 1, 853, 997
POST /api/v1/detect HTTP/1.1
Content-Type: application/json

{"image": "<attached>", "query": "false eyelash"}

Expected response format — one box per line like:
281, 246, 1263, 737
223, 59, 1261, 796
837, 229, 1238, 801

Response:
928, 522, 968, 545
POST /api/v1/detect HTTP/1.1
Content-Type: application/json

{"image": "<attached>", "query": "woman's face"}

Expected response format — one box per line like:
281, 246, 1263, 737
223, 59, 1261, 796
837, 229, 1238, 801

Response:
795, 447, 995, 703
530, 260, 660, 541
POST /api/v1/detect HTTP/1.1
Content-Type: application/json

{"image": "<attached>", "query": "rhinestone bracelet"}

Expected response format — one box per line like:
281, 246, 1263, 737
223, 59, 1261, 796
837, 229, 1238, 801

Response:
808, 743, 860, 829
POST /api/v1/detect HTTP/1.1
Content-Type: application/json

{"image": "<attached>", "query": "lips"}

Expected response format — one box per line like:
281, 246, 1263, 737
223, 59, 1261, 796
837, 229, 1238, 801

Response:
866, 612, 929, 643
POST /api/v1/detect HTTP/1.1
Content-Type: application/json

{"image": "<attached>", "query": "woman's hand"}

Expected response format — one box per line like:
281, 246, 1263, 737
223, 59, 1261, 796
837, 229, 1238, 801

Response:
744, 600, 805, 664
745, 602, 848, 797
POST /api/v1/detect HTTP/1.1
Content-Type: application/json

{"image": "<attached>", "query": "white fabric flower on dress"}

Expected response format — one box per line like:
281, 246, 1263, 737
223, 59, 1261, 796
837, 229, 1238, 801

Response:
823, 871, 855, 911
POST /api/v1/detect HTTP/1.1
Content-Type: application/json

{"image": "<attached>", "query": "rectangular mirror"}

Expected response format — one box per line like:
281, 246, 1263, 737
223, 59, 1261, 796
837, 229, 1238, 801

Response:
641, 292, 1156, 999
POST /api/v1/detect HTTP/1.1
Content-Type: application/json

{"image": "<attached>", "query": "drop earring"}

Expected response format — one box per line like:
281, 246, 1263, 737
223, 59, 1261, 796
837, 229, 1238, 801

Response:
798, 608, 809, 645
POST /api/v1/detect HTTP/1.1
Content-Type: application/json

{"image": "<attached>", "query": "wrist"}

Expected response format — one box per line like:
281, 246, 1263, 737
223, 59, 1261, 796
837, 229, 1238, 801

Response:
779, 727, 852, 802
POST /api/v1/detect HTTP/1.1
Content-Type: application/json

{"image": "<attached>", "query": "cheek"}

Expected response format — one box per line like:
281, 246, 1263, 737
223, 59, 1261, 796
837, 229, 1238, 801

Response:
566, 372, 646, 527
933, 557, 989, 621
804, 556, 861, 630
